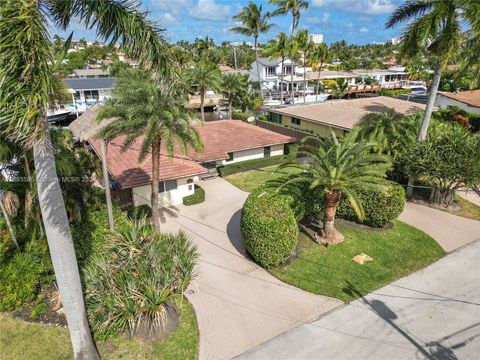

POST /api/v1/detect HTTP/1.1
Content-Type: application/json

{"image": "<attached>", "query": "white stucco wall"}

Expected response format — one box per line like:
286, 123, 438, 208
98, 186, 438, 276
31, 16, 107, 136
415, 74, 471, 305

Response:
132, 176, 197, 208
221, 144, 285, 165
435, 95, 480, 113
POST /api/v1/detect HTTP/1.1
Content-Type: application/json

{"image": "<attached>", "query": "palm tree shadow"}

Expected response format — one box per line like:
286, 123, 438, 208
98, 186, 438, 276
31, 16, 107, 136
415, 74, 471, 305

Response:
226, 208, 248, 257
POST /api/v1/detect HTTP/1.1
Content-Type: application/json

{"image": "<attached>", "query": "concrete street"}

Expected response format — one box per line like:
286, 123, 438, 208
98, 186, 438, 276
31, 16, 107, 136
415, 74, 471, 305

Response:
237, 240, 480, 360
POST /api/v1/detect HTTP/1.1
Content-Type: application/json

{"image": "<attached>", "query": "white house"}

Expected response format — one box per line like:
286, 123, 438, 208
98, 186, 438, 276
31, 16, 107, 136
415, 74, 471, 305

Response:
63, 77, 116, 113
352, 67, 408, 86
435, 90, 480, 113
249, 57, 303, 94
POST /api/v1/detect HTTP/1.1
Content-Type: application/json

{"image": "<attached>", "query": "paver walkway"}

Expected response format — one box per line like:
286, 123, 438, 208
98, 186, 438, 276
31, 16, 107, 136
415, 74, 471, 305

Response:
400, 202, 480, 252
159, 178, 342, 360
237, 239, 480, 360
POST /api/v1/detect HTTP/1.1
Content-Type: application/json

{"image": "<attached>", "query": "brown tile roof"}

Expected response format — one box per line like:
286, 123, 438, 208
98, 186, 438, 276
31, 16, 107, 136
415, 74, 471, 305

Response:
268, 96, 427, 130
88, 120, 294, 188
68, 105, 116, 141
439, 90, 480, 108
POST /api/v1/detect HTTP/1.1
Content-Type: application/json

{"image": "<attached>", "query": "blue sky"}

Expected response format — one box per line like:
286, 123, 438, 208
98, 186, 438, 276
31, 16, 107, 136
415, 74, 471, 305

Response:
53, 0, 404, 45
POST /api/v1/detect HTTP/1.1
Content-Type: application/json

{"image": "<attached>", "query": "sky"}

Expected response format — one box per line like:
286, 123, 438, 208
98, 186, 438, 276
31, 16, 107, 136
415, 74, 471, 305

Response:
53, 0, 405, 45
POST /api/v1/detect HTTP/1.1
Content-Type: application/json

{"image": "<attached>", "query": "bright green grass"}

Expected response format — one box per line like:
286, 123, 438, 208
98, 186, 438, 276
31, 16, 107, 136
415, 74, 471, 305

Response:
224, 164, 303, 192
271, 221, 445, 302
0, 296, 198, 360
445, 195, 480, 221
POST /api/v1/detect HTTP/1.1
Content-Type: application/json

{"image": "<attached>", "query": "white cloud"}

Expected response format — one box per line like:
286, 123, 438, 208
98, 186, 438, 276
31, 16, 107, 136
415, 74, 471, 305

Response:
305, 12, 330, 25
359, 27, 369, 33
312, 0, 396, 15
188, 0, 231, 21
158, 12, 178, 25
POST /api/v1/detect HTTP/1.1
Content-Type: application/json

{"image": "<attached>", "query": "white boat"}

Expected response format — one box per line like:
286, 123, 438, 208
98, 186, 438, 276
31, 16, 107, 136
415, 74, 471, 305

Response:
402, 81, 427, 95
47, 108, 71, 123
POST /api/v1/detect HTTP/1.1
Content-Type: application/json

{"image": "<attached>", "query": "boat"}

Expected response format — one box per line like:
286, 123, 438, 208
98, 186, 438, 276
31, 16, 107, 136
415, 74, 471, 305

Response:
402, 81, 427, 95
47, 108, 71, 123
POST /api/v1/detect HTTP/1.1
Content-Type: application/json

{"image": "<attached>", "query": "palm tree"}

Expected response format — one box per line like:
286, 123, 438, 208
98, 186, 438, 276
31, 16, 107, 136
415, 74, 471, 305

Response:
295, 29, 311, 103
222, 73, 246, 118
286, 35, 299, 99
332, 78, 349, 99
98, 69, 203, 231
185, 61, 222, 122
0, 190, 19, 248
269, 0, 309, 35
283, 131, 390, 244
309, 43, 329, 102
263, 32, 290, 104
357, 112, 403, 155
231, 2, 276, 99
386, 0, 478, 142
0, 1, 167, 358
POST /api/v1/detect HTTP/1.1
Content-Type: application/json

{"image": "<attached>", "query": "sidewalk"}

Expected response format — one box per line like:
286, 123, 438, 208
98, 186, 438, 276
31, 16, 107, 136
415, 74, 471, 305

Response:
237, 240, 480, 360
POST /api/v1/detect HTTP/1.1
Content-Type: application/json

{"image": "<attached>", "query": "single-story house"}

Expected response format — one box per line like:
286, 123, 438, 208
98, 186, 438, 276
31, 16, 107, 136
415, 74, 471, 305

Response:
70, 113, 294, 208
63, 77, 116, 104
69, 68, 109, 78
266, 96, 428, 137
435, 90, 480, 113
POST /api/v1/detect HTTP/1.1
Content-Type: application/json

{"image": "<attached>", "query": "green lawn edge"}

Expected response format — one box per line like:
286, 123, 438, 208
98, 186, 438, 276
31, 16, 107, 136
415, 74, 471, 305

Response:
0, 295, 199, 360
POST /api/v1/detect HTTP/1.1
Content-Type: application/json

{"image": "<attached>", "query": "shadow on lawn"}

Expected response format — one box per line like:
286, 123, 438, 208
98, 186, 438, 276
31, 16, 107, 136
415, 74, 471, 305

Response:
343, 281, 480, 360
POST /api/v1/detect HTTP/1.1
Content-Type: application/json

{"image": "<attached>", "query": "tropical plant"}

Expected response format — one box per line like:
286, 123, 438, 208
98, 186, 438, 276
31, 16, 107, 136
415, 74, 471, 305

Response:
269, 0, 309, 35
221, 73, 246, 117
231, 2, 276, 98
98, 69, 203, 231
184, 61, 222, 122
308, 43, 329, 102
281, 131, 390, 244
295, 29, 312, 103
386, 0, 479, 142
357, 112, 403, 155
84, 217, 197, 340
331, 78, 349, 99
263, 32, 290, 104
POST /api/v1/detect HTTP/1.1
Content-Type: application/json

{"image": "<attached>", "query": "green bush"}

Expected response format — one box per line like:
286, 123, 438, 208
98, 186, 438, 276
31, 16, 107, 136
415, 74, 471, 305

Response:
377, 89, 411, 97
127, 204, 152, 219
304, 182, 405, 228
183, 185, 205, 206
218, 144, 298, 177
232, 112, 252, 121
241, 187, 298, 268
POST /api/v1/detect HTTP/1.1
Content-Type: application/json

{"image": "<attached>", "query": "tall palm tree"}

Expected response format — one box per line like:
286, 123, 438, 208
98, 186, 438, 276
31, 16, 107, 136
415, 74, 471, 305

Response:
0, 190, 19, 248
357, 112, 403, 155
286, 35, 299, 99
222, 73, 246, 118
309, 42, 329, 102
283, 131, 390, 244
0, 1, 168, 358
185, 61, 222, 122
386, 0, 478, 142
269, 0, 309, 35
295, 29, 311, 103
231, 2, 276, 99
98, 69, 203, 231
263, 32, 290, 104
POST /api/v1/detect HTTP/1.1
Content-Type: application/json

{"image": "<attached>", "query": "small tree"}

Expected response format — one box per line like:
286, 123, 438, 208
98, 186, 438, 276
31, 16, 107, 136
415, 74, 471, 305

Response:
282, 131, 390, 244
332, 78, 349, 99
222, 73, 245, 118
308, 43, 329, 102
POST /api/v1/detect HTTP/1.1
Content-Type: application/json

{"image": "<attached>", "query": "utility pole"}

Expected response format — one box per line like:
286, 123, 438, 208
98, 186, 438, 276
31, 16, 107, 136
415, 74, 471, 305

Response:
100, 139, 114, 231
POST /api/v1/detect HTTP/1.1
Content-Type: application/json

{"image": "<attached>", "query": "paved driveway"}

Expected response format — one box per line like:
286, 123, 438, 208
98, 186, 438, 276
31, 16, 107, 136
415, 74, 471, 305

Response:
159, 178, 342, 360
237, 240, 480, 360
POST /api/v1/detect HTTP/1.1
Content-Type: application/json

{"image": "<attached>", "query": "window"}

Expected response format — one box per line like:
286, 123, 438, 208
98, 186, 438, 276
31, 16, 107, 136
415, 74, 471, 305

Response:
265, 66, 276, 76
187, 178, 194, 191
159, 179, 177, 193
291, 117, 301, 126
283, 65, 292, 75
202, 161, 217, 169
84, 90, 99, 101
74, 91, 81, 101
269, 112, 282, 123
227, 152, 234, 162
264, 146, 271, 158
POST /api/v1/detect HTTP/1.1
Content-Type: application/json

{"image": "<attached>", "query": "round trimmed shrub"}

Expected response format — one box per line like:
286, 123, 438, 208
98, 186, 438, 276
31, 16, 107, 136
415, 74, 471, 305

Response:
304, 182, 405, 228
241, 188, 298, 268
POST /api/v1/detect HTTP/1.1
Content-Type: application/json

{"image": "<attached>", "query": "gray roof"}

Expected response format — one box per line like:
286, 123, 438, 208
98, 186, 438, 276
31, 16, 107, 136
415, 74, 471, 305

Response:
69, 105, 116, 142
63, 77, 116, 90
72, 68, 109, 76
256, 57, 299, 67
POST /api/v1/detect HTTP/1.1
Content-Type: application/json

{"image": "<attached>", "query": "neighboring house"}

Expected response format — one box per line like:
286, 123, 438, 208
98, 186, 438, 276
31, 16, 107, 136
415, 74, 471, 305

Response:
306, 70, 357, 86
70, 114, 294, 208
250, 57, 302, 94
435, 90, 480, 113
63, 77, 116, 113
352, 67, 408, 86
69, 68, 109, 78
266, 96, 427, 137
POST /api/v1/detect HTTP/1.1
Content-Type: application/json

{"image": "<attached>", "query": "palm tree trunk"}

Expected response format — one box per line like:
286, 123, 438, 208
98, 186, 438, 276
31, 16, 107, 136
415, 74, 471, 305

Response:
200, 90, 205, 122
0, 198, 18, 248
254, 37, 263, 100
418, 62, 443, 141
228, 96, 233, 118
315, 62, 323, 102
322, 191, 344, 245
303, 52, 307, 103
151, 140, 161, 231
280, 57, 285, 104
100, 139, 114, 232
33, 122, 99, 360
290, 62, 294, 100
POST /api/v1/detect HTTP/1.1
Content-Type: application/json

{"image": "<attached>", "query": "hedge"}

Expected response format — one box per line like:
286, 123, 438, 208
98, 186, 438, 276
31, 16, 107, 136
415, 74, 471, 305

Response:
183, 185, 205, 206
218, 143, 298, 177
232, 112, 252, 121
304, 181, 406, 228
377, 89, 412, 97
241, 187, 298, 268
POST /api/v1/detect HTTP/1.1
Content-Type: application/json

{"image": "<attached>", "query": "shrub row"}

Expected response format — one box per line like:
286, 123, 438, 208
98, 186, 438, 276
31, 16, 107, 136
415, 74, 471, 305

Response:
218, 143, 298, 177
377, 89, 412, 97
241, 187, 298, 268
232, 112, 252, 121
183, 185, 205, 206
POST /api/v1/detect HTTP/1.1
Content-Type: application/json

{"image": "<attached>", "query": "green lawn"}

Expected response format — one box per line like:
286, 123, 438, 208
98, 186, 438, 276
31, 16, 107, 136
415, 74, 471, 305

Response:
443, 195, 480, 221
0, 296, 198, 360
271, 221, 445, 302
224, 164, 304, 192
